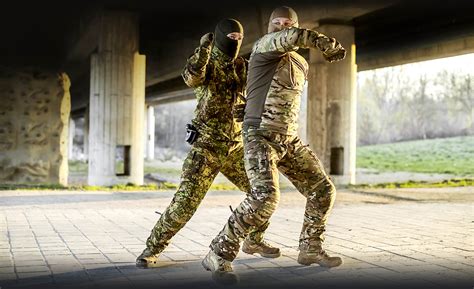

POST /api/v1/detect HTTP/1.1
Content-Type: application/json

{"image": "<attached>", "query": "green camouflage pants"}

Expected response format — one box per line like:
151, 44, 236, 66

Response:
210, 127, 336, 261
145, 137, 269, 254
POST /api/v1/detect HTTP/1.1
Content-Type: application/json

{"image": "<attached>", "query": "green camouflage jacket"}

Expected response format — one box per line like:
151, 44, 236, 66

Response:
182, 44, 247, 141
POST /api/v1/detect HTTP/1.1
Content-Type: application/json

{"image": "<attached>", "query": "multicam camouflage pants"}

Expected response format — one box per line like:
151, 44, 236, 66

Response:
210, 126, 336, 261
145, 136, 269, 254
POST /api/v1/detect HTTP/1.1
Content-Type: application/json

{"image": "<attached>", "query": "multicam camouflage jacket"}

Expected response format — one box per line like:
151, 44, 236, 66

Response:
182, 43, 247, 142
244, 27, 345, 135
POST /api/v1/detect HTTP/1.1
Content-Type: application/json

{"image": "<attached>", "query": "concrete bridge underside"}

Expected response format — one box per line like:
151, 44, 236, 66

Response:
1, 0, 473, 185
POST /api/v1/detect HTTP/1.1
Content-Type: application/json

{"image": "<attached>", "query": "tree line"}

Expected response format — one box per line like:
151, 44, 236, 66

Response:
357, 68, 473, 145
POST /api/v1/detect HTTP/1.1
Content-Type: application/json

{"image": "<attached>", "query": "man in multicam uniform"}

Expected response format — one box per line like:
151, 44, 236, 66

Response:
202, 7, 347, 284
136, 18, 280, 268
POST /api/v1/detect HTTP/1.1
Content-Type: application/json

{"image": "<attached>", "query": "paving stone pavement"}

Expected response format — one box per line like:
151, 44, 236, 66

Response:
0, 189, 472, 289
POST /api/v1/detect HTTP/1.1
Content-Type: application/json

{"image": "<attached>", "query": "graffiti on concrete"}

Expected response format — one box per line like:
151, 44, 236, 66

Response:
0, 68, 70, 185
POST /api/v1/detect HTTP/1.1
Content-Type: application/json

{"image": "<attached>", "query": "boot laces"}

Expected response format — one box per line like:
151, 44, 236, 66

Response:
258, 240, 273, 249
319, 249, 330, 258
250, 239, 273, 249
307, 243, 327, 255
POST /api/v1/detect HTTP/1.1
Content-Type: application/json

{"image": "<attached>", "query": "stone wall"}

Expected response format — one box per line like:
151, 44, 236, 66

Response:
0, 68, 70, 185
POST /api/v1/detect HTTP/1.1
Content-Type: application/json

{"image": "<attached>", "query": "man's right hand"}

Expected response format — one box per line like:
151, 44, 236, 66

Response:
233, 103, 246, 122
323, 39, 346, 63
200, 32, 214, 48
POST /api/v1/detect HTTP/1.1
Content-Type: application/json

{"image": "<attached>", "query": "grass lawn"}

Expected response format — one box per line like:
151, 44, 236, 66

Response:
357, 136, 474, 176
351, 178, 474, 189
61, 136, 472, 190
69, 160, 88, 173
144, 166, 182, 175
69, 161, 183, 175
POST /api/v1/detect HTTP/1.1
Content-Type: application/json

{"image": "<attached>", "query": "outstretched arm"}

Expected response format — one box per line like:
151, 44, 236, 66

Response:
253, 27, 346, 62
182, 33, 214, 87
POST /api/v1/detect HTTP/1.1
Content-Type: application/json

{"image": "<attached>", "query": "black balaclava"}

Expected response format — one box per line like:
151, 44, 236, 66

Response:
214, 18, 243, 60
268, 6, 299, 33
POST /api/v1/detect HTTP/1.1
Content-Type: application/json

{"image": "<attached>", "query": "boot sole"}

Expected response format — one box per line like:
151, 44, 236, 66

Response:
136, 259, 160, 268
297, 255, 343, 267
242, 247, 281, 258
201, 259, 212, 271
202, 258, 239, 285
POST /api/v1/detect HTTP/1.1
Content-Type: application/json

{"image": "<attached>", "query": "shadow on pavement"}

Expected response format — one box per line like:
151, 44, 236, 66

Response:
1, 260, 471, 289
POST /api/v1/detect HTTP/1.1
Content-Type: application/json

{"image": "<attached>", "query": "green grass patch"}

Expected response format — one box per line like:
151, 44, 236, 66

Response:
209, 183, 239, 191
68, 161, 181, 175
350, 178, 474, 189
0, 182, 178, 191
0, 181, 243, 191
0, 183, 68, 190
69, 160, 88, 173
0, 181, 243, 192
144, 166, 182, 175
357, 136, 474, 175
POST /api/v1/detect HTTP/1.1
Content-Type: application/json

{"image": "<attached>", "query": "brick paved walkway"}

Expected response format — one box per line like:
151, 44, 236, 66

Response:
0, 189, 472, 289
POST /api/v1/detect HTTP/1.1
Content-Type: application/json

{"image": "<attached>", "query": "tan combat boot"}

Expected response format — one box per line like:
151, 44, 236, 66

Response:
242, 239, 281, 258
136, 248, 160, 268
298, 244, 343, 268
202, 250, 239, 285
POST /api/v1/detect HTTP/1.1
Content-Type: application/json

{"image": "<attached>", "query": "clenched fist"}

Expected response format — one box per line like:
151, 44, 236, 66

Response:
323, 38, 346, 63
324, 49, 346, 62
200, 32, 214, 48
233, 103, 246, 122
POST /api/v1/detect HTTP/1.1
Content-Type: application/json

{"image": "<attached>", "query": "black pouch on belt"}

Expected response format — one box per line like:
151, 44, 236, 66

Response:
185, 123, 199, 145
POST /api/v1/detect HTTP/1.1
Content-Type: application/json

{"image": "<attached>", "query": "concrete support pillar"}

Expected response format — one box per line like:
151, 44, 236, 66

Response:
145, 105, 155, 161
83, 106, 89, 160
297, 83, 308, 144
68, 118, 75, 159
88, 11, 146, 186
307, 23, 357, 184
0, 70, 70, 186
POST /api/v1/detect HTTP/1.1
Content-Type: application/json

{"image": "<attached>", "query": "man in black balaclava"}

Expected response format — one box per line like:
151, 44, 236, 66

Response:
136, 18, 280, 271
214, 18, 243, 59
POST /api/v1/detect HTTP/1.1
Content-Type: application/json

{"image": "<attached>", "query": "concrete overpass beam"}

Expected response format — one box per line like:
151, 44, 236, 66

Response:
88, 12, 146, 186
358, 35, 474, 71
307, 23, 357, 185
